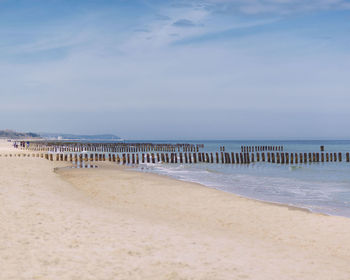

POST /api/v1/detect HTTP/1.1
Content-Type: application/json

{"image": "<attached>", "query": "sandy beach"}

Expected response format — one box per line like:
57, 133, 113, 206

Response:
1, 139, 350, 280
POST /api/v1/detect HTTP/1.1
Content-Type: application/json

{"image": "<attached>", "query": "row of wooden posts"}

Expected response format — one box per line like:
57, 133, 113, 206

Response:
4, 151, 350, 165
21, 142, 205, 153
241, 146, 284, 152
23, 142, 284, 154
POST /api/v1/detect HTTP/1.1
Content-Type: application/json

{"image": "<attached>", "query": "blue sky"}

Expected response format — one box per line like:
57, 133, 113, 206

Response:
1, 0, 350, 139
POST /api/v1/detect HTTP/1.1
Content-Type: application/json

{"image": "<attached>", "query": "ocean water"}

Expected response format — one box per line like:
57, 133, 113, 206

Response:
130, 140, 350, 218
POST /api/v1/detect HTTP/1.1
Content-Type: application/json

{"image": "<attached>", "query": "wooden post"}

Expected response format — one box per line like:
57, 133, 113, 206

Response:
193, 153, 197, 163
271, 153, 275, 163
261, 153, 265, 162
281, 153, 285, 164
216, 152, 219, 164
321, 153, 324, 162
326, 153, 329, 162
346, 153, 349, 162
339, 152, 342, 162
276, 153, 280, 164
267, 152, 271, 163
256, 153, 260, 162
225, 153, 231, 164
127, 154, 130, 164
235, 153, 240, 164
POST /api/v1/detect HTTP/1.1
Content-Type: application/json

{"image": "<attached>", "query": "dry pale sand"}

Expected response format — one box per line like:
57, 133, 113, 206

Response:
1, 139, 350, 280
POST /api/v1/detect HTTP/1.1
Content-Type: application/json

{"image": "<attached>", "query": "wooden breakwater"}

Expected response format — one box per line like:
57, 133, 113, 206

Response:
241, 145, 283, 152
9, 141, 350, 168
6, 151, 350, 166
19, 141, 204, 153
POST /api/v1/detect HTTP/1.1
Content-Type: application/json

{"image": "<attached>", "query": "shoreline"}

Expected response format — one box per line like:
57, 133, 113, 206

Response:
128, 165, 316, 215
57, 162, 316, 216
130, 164, 335, 217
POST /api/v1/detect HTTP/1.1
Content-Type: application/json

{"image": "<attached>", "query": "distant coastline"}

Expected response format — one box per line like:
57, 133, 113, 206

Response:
39, 133, 121, 141
0, 130, 122, 141
0, 130, 40, 139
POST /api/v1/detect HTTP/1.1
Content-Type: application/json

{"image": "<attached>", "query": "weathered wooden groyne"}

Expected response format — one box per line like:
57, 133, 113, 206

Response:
4, 151, 350, 164
19, 141, 204, 153
241, 145, 283, 152
8, 141, 350, 168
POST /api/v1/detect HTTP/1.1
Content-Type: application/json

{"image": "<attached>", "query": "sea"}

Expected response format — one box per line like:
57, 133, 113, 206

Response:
125, 140, 350, 218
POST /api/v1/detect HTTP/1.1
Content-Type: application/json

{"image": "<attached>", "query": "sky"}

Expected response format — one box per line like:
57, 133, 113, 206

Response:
0, 0, 350, 140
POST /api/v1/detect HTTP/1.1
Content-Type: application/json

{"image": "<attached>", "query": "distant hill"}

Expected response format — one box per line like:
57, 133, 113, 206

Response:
40, 133, 122, 141
0, 130, 41, 139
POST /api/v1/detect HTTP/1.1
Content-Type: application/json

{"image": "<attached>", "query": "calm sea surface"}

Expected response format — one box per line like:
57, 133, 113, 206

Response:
127, 140, 350, 218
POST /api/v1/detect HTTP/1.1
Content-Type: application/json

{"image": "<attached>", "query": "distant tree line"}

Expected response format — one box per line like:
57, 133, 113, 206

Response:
0, 130, 41, 139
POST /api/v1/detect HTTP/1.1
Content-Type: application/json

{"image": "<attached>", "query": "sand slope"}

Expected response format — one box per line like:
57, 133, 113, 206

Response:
1, 141, 350, 279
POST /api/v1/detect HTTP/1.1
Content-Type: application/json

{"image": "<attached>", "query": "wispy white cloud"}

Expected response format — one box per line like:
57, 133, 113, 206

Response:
173, 19, 197, 27
119, 0, 350, 52
201, 0, 350, 15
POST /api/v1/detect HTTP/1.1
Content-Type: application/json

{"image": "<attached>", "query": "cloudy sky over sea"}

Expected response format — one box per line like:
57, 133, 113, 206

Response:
1, 0, 349, 139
